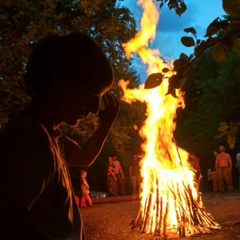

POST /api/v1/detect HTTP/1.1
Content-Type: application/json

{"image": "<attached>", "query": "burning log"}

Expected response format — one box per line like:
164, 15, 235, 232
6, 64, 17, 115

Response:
131, 174, 220, 238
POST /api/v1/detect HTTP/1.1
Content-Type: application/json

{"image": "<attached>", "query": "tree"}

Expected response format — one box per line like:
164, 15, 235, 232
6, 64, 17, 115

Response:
145, 0, 240, 149
148, 0, 240, 98
174, 50, 240, 171
0, 0, 138, 127
174, 50, 222, 154
1, 0, 149, 191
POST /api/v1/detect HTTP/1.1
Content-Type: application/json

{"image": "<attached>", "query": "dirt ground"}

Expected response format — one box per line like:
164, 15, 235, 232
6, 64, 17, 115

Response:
81, 191, 240, 240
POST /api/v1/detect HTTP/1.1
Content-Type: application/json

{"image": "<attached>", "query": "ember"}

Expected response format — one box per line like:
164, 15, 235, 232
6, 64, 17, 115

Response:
118, 0, 220, 238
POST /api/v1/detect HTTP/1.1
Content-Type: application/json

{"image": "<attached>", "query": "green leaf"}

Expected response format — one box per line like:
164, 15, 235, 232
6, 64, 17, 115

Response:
184, 27, 197, 37
173, 54, 189, 72
227, 135, 236, 149
179, 53, 189, 64
217, 122, 229, 133
165, 87, 177, 98
223, 0, 240, 17
175, 2, 187, 16
168, 75, 181, 89
214, 132, 227, 139
144, 73, 163, 89
205, 18, 229, 38
212, 42, 227, 62
181, 36, 195, 47
162, 67, 169, 73
194, 40, 208, 58
205, 18, 220, 38
163, 0, 187, 16
173, 59, 181, 70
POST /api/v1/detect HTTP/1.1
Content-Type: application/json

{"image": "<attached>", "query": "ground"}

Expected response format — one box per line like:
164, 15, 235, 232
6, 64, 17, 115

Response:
81, 191, 240, 240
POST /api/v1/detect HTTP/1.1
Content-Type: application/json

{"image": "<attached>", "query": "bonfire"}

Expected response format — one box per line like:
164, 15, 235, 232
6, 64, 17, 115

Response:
118, 0, 220, 238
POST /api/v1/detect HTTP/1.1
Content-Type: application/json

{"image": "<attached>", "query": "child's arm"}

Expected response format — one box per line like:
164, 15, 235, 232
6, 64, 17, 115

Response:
109, 167, 117, 181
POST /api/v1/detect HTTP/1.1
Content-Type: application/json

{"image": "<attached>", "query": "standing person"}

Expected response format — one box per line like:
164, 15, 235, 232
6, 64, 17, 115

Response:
207, 151, 219, 193
235, 149, 240, 191
129, 154, 141, 196
215, 145, 233, 193
188, 154, 202, 191
112, 154, 126, 196
189, 154, 202, 180
0, 32, 118, 239
80, 170, 93, 208
107, 156, 118, 196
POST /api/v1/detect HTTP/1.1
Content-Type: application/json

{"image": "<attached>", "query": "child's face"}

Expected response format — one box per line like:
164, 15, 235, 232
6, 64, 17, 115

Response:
55, 82, 106, 127
108, 157, 113, 164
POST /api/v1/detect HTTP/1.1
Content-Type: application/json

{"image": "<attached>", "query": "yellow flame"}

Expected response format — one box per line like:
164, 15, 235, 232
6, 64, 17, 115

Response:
119, 0, 219, 237
119, 78, 197, 233
123, 0, 159, 56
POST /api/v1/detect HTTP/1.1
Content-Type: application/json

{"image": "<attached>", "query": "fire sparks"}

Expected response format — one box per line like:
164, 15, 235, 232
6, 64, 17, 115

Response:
119, 0, 220, 238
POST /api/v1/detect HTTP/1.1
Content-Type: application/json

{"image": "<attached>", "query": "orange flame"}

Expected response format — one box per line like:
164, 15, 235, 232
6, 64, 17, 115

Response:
119, 0, 219, 237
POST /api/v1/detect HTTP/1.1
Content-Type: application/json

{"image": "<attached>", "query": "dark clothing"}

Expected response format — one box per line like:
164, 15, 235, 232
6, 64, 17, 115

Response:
107, 175, 118, 196
218, 166, 233, 192
208, 158, 216, 172
107, 163, 118, 196
107, 162, 126, 196
130, 159, 141, 195
0, 115, 84, 239
130, 159, 140, 176
115, 173, 126, 196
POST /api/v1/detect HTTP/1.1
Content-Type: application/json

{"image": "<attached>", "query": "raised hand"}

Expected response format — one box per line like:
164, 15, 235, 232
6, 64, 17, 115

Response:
98, 93, 119, 129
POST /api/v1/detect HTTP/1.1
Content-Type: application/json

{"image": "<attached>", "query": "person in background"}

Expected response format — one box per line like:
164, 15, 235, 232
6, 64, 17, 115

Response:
188, 153, 202, 191
0, 32, 118, 239
235, 149, 240, 191
112, 154, 126, 196
207, 151, 219, 193
107, 156, 118, 196
189, 154, 202, 180
215, 145, 233, 193
129, 154, 141, 196
80, 170, 93, 207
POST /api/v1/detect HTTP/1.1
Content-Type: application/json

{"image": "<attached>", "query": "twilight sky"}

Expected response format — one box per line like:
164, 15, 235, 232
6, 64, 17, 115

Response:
120, 0, 226, 82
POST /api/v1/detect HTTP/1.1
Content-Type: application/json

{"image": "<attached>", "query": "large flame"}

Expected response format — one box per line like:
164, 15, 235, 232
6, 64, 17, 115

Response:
119, 0, 220, 238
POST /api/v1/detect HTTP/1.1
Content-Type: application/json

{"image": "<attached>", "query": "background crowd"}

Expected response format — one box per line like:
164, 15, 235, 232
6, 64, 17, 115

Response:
207, 146, 240, 193
75, 145, 240, 202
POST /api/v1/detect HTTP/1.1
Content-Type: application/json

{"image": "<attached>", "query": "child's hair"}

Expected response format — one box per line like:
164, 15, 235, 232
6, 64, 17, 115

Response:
81, 169, 87, 175
24, 32, 114, 98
